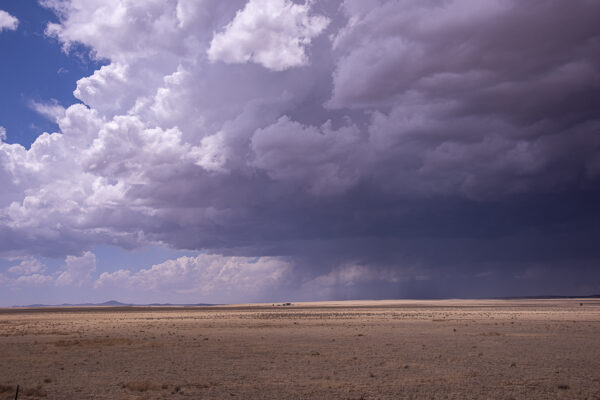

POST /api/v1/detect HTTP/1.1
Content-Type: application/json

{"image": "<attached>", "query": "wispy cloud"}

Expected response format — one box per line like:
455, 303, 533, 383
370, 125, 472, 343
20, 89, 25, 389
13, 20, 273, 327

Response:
28, 99, 66, 122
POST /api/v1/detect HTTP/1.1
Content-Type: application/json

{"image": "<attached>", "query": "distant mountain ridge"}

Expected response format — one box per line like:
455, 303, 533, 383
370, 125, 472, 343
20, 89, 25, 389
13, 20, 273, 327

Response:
494, 295, 600, 300
15, 300, 217, 308
14, 295, 600, 308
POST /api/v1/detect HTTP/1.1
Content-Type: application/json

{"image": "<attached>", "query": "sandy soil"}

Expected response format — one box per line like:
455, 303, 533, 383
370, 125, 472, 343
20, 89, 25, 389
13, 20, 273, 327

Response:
1, 299, 600, 399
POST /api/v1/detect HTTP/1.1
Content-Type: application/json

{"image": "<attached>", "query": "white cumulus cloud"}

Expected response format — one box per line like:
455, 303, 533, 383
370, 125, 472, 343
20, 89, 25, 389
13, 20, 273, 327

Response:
94, 254, 292, 303
56, 251, 97, 286
15, 273, 54, 286
8, 257, 47, 275
0, 10, 18, 32
207, 0, 329, 71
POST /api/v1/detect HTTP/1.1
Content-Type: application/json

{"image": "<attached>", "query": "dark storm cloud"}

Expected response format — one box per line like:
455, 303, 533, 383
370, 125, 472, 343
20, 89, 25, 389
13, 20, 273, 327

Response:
1, 0, 599, 298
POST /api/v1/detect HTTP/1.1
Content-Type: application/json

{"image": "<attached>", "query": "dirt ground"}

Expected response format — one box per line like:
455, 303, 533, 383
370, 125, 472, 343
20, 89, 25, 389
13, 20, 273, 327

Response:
1, 299, 600, 399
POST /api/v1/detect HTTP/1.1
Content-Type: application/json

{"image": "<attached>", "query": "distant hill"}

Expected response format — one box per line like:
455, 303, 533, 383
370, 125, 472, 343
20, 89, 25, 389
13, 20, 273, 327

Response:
495, 295, 600, 300
14, 295, 600, 308
15, 300, 217, 308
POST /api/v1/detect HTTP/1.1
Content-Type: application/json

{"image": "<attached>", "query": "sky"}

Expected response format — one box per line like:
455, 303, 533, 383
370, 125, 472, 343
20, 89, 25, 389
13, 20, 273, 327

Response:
0, 0, 599, 306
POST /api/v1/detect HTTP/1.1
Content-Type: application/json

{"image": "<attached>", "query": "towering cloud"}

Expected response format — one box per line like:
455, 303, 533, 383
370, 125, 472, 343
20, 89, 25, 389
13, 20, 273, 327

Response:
1, 0, 599, 301
56, 251, 97, 287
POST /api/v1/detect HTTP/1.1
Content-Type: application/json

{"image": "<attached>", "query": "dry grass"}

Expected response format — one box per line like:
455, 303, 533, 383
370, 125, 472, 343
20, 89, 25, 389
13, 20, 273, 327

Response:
22, 385, 47, 398
0, 384, 47, 399
53, 337, 133, 347
479, 331, 504, 336
121, 381, 160, 392
1, 299, 599, 399
0, 384, 14, 393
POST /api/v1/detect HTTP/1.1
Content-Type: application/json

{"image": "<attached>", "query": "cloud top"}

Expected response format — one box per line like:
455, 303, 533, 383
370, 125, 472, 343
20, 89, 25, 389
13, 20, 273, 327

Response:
207, 0, 329, 71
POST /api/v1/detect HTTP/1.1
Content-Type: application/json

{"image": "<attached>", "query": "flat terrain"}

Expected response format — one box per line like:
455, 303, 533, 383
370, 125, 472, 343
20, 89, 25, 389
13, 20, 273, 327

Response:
1, 299, 600, 399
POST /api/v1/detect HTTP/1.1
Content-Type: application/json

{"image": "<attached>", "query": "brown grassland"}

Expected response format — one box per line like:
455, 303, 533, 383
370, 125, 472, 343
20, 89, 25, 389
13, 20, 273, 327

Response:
1, 299, 600, 399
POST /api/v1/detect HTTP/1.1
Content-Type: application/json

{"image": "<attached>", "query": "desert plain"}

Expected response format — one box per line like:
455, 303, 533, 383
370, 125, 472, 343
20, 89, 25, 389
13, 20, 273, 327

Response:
1, 299, 600, 399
